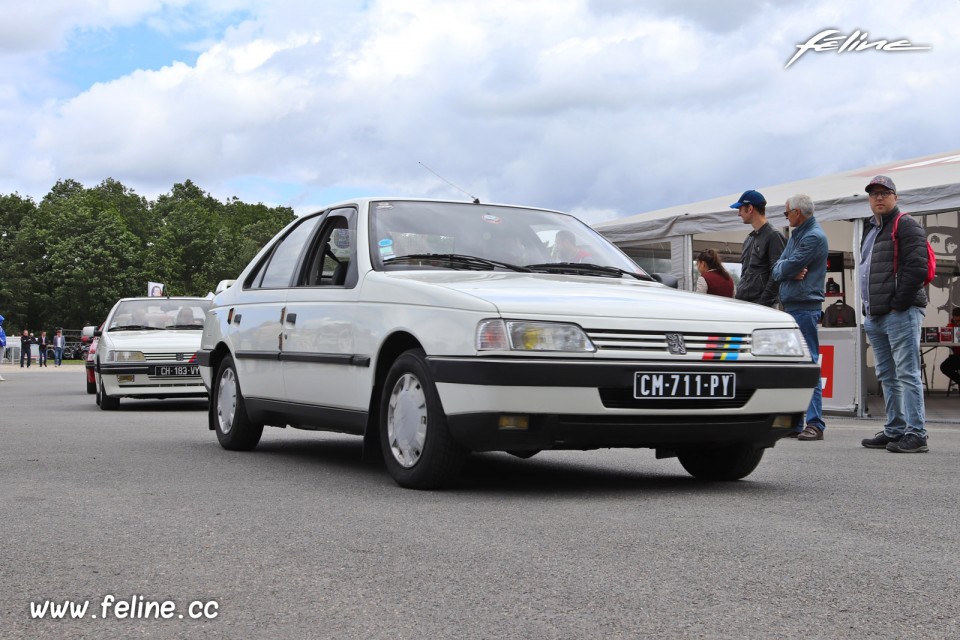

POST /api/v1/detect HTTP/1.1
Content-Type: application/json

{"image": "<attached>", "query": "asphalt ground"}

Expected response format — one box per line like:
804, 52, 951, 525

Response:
1, 363, 958, 639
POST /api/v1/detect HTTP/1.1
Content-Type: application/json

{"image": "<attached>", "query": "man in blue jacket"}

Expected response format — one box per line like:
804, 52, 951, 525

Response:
772, 194, 829, 440
858, 175, 930, 453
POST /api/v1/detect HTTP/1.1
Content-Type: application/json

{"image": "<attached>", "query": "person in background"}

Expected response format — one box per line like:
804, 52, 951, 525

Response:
772, 194, 829, 440
53, 328, 66, 367
554, 230, 590, 263
939, 307, 960, 390
0, 314, 6, 381
37, 330, 50, 367
858, 175, 930, 453
694, 249, 735, 297
20, 329, 32, 367
731, 189, 786, 307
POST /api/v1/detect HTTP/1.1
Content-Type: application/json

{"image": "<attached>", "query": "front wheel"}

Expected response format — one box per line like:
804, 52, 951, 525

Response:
97, 374, 120, 410
677, 445, 764, 481
212, 355, 263, 451
380, 349, 466, 489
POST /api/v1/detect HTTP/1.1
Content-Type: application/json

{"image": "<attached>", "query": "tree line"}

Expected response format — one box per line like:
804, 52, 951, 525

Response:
0, 178, 295, 334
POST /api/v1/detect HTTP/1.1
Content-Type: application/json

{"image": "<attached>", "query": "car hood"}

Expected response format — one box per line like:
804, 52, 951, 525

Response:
385, 272, 791, 323
99, 329, 204, 352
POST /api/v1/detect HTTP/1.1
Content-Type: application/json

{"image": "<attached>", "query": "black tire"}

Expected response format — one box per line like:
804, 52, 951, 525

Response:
677, 445, 765, 481
97, 374, 120, 411
212, 355, 263, 451
380, 349, 466, 489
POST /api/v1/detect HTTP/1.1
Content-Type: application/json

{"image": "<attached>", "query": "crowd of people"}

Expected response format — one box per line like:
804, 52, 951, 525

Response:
0, 326, 70, 378
719, 175, 935, 452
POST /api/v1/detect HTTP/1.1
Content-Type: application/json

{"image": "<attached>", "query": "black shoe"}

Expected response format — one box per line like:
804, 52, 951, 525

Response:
886, 433, 929, 453
862, 431, 901, 449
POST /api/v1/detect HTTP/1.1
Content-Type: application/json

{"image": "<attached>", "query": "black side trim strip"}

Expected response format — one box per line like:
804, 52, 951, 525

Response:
279, 352, 371, 367
236, 351, 280, 361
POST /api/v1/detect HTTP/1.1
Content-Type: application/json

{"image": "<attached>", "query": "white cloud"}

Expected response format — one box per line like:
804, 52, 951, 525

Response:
1, 0, 959, 221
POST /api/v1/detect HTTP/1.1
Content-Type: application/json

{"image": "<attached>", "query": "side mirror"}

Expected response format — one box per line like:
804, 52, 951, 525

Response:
81, 325, 96, 338
652, 273, 679, 289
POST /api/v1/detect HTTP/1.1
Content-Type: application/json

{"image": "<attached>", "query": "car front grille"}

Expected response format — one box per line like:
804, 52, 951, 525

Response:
142, 352, 198, 363
584, 329, 751, 360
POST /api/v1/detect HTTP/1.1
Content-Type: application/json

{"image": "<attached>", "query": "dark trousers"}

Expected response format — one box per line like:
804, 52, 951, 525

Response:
941, 354, 960, 386
38, 347, 47, 366
21, 347, 31, 367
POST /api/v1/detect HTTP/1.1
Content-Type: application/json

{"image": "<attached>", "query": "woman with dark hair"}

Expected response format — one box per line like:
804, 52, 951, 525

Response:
694, 249, 735, 297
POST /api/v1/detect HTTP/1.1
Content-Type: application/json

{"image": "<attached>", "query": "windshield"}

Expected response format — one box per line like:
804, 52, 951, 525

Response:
369, 201, 647, 276
108, 299, 212, 331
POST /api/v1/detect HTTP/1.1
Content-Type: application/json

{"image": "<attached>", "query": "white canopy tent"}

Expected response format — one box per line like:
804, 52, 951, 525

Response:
595, 148, 960, 245
593, 149, 960, 415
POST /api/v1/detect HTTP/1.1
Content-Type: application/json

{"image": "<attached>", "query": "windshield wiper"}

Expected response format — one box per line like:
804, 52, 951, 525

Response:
384, 253, 531, 272
165, 324, 203, 330
109, 325, 163, 331
524, 262, 655, 280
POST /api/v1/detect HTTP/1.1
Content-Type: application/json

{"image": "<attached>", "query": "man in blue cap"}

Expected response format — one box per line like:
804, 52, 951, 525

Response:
731, 189, 786, 307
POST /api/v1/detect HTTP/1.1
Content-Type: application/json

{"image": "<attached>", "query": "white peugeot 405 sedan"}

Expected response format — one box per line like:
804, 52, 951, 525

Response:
198, 198, 819, 489
95, 296, 212, 410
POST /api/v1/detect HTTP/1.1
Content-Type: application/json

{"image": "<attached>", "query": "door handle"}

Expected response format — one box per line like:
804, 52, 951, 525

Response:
286, 313, 297, 325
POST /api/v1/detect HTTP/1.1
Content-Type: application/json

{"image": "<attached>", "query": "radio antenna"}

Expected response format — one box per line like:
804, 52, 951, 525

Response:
418, 161, 480, 204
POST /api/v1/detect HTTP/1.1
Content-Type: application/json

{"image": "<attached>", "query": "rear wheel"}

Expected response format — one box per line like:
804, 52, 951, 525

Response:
97, 374, 120, 411
677, 445, 764, 481
380, 349, 466, 489
212, 355, 263, 450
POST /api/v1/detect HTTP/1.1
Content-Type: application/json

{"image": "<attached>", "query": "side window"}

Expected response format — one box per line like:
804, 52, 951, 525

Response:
253, 215, 323, 289
300, 209, 357, 287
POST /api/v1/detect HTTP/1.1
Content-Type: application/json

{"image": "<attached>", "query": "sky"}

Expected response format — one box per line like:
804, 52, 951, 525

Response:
1, 0, 958, 224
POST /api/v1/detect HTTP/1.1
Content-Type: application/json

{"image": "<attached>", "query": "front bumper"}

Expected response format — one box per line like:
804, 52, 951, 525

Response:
427, 356, 819, 451
98, 362, 207, 399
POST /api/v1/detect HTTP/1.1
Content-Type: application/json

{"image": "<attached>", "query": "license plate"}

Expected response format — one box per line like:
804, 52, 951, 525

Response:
152, 365, 200, 377
634, 371, 736, 399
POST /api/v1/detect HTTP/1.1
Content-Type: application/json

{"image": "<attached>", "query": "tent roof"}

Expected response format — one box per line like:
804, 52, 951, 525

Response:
594, 149, 960, 246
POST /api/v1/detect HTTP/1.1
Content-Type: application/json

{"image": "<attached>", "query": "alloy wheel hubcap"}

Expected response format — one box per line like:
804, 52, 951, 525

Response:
217, 368, 238, 434
387, 373, 427, 468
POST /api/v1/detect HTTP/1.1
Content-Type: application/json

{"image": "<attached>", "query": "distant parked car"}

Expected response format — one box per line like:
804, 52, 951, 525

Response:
94, 297, 211, 409
198, 197, 820, 489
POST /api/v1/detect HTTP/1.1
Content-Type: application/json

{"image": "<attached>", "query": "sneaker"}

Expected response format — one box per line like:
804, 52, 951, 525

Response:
886, 433, 929, 453
862, 431, 901, 449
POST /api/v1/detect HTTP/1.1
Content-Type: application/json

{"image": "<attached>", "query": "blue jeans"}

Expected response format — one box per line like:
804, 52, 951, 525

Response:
54, 347, 63, 366
787, 308, 825, 432
865, 307, 926, 438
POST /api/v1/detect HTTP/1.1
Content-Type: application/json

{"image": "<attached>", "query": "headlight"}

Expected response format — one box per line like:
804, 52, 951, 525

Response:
751, 328, 805, 357
476, 319, 595, 352
107, 350, 146, 362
